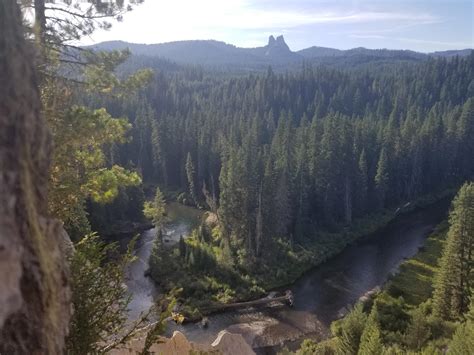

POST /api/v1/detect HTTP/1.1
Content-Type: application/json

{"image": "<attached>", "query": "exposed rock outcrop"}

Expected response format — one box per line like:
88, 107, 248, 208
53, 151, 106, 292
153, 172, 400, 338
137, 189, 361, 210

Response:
110, 330, 256, 355
212, 330, 257, 354
159, 331, 195, 354
265, 35, 291, 57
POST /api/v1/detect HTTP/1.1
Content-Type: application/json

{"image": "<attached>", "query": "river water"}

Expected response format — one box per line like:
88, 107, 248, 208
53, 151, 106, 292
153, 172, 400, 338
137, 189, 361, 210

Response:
126, 200, 448, 352
125, 202, 203, 321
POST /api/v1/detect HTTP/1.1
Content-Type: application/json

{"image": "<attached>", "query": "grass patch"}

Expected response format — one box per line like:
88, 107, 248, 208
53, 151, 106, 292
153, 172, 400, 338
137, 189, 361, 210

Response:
384, 221, 447, 305
258, 188, 453, 291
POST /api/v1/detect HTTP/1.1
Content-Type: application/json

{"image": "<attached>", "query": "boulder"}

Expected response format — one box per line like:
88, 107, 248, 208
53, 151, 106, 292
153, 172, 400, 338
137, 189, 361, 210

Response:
212, 330, 255, 355
161, 331, 194, 354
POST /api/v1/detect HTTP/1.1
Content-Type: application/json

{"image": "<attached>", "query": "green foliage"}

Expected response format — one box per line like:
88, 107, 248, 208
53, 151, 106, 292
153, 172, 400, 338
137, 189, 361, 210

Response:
433, 182, 474, 320
75, 49, 473, 280
26, 3, 474, 347
386, 223, 447, 305
376, 294, 411, 334
358, 304, 384, 355
24, 1, 145, 54
85, 165, 141, 204
404, 307, 432, 350
297, 339, 337, 355
88, 184, 147, 236
331, 303, 367, 354
147, 225, 265, 314
84, 49, 153, 95
186, 152, 199, 206
66, 234, 135, 354
48, 103, 141, 238
447, 321, 474, 354
30, 0, 150, 238
143, 187, 166, 227
375, 147, 390, 208
148, 229, 176, 281
296, 192, 472, 355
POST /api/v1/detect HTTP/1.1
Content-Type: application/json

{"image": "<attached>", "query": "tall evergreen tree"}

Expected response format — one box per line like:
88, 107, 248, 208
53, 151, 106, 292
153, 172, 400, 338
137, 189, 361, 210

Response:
375, 147, 390, 208
143, 187, 167, 229
458, 99, 474, 179
186, 152, 198, 206
433, 182, 474, 320
447, 298, 474, 355
358, 304, 384, 355
404, 307, 431, 350
357, 149, 369, 214
335, 303, 367, 355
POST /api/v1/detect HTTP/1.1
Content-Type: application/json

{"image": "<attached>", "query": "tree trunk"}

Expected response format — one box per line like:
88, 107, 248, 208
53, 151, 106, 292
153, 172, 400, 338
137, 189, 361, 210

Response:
0, 1, 71, 353
344, 176, 352, 224
34, 0, 46, 43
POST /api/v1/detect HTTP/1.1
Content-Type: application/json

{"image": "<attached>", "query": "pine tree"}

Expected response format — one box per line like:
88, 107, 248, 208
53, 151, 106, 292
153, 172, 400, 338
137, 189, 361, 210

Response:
186, 152, 198, 206
67, 234, 136, 354
447, 320, 474, 354
143, 187, 167, 229
404, 307, 431, 350
151, 119, 168, 185
375, 147, 390, 208
255, 187, 264, 257
335, 303, 367, 354
447, 297, 474, 354
178, 235, 186, 258
358, 304, 384, 355
433, 182, 474, 320
357, 149, 369, 214
274, 170, 292, 237
458, 98, 474, 178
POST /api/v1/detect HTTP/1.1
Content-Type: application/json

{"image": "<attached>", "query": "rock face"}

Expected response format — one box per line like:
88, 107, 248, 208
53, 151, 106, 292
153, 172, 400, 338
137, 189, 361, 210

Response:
160, 331, 194, 354
212, 330, 255, 355
0, 1, 71, 353
111, 330, 256, 355
265, 35, 292, 57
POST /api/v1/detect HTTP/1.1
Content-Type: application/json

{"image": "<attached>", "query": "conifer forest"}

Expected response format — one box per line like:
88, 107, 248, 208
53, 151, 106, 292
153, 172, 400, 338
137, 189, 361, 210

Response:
0, 1, 473, 354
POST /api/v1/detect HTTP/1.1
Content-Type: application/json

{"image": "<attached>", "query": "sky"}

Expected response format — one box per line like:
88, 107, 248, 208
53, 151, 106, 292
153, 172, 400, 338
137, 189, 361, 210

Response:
80, 0, 473, 52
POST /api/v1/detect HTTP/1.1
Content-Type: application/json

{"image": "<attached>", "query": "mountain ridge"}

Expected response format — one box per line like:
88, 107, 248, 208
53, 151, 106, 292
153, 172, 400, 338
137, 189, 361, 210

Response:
90, 35, 472, 68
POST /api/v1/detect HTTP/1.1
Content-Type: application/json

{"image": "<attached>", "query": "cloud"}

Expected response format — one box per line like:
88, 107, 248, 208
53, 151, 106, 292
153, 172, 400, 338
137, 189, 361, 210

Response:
350, 34, 472, 49
228, 11, 438, 30
81, 0, 441, 45
169, 3, 441, 31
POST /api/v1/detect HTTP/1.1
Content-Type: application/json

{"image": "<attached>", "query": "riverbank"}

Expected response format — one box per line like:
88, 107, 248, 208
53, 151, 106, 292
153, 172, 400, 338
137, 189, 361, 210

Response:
147, 189, 453, 322
383, 221, 448, 305
162, 191, 450, 350
292, 219, 451, 354
258, 189, 454, 292
125, 202, 204, 321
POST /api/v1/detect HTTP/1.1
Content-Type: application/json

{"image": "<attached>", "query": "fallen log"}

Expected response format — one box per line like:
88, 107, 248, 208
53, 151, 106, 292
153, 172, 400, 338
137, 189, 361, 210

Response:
202, 290, 294, 313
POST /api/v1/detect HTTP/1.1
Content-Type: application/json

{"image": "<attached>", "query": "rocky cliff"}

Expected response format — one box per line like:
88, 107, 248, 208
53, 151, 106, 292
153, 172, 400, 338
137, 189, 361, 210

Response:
0, 1, 71, 353
110, 330, 255, 355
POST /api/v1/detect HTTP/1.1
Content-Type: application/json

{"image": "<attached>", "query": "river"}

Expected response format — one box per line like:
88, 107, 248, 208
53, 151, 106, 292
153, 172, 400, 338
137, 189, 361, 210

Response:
126, 199, 448, 352
125, 202, 204, 321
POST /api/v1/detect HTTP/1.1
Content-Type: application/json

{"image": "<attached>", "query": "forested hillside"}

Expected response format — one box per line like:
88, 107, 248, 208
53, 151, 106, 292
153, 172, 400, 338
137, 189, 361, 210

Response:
92, 35, 471, 70
88, 54, 474, 259
2, 0, 473, 353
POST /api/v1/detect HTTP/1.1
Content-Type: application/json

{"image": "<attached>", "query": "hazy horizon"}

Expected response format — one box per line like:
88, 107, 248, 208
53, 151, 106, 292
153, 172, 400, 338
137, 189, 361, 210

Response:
93, 34, 473, 54
79, 0, 473, 53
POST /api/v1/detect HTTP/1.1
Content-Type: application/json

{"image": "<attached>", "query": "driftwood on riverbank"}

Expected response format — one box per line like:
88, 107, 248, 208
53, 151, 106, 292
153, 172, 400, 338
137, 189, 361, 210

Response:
202, 290, 294, 313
